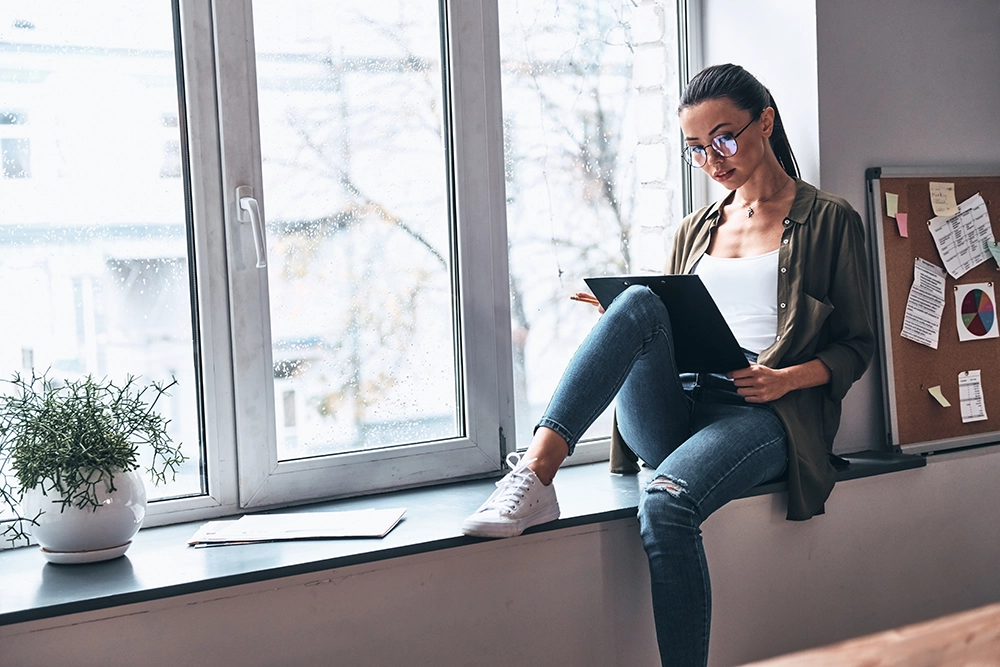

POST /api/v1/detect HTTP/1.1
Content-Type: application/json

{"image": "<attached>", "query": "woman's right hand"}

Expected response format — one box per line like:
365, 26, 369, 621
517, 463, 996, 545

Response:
571, 292, 605, 314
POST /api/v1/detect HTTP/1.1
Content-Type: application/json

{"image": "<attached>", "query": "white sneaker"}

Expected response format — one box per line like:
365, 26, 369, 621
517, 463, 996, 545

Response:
461, 453, 560, 538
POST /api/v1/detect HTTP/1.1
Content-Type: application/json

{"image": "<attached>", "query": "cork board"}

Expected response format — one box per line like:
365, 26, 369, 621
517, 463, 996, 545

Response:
867, 168, 1000, 452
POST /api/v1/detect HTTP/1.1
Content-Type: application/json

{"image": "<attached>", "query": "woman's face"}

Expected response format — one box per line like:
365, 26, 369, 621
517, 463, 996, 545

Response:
679, 97, 774, 190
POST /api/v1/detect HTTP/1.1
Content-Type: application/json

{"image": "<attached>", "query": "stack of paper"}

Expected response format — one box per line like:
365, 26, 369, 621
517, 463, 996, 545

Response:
188, 508, 406, 547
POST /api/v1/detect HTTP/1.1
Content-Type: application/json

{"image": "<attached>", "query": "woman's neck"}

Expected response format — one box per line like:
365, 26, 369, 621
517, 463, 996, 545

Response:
733, 159, 794, 213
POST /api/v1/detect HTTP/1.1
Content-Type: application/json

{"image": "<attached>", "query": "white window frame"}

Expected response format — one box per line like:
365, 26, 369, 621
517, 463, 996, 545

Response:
199, 0, 513, 510
138, 0, 692, 526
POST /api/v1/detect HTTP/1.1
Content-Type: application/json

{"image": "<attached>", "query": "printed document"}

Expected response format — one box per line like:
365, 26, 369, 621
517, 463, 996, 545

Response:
928, 193, 993, 279
900, 257, 947, 349
959, 370, 988, 423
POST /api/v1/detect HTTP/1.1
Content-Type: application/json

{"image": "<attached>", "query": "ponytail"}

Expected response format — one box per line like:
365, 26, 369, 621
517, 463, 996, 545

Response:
680, 64, 799, 179
765, 92, 799, 180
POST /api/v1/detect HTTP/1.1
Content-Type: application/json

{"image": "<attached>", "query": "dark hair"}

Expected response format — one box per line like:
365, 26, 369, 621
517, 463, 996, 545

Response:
680, 64, 799, 179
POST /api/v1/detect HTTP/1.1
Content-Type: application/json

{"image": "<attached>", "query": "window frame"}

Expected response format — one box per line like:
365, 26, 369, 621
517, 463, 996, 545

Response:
3, 0, 691, 537
205, 0, 515, 510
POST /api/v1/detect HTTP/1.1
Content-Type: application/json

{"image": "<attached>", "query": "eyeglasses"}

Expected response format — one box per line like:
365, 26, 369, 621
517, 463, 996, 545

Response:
681, 111, 762, 168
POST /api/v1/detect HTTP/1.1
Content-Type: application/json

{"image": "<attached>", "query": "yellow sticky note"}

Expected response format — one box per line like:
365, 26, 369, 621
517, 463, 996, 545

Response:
886, 192, 899, 218
928, 385, 951, 407
929, 182, 959, 217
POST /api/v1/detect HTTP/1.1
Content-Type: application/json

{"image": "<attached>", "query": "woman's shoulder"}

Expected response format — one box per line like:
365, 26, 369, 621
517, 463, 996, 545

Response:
799, 180, 861, 223
677, 199, 722, 234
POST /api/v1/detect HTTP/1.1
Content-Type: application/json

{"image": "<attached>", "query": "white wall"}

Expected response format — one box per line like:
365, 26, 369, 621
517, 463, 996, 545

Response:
816, 0, 1000, 452
4, 2, 1000, 666
696, 0, 820, 203
4, 446, 999, 667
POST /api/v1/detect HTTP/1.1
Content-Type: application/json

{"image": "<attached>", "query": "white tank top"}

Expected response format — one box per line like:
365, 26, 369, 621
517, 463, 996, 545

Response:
693, 250, 779, 354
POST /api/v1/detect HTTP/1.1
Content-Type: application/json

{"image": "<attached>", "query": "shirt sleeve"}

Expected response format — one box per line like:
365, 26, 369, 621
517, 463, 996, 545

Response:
813, 206, 876, 402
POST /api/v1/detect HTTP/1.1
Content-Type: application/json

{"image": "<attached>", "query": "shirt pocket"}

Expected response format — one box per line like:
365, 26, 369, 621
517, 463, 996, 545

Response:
786, 292, 835, 361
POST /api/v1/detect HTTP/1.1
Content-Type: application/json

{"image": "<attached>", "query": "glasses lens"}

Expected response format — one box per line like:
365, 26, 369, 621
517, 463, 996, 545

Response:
712, 134, 738, 158
684, 146, 707, 167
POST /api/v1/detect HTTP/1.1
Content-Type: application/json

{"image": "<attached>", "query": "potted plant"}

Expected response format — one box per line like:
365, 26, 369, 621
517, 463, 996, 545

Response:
0, 372, 186, 564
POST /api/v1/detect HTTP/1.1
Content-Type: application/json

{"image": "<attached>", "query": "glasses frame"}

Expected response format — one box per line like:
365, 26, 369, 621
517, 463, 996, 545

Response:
681, 110, 763, 168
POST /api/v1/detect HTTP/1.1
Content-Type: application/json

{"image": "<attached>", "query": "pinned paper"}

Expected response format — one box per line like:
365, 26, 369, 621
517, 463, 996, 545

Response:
954, 282, 999, 342
928, 385, 951, 407
927, 193, 993, 278
900, 257, 947, 349
886, 192, 899, 218
929, 182, 959, 217
959, 370, 987, 423
896, 212, 908, 237
989, 241, 1000, 268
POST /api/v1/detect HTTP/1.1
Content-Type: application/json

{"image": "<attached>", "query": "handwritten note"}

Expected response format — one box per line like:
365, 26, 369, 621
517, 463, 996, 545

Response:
929, 181, 959, 217
896, 212, 908, 238
959, 370, 987, 423
885, 192, 899, 218
928, 385, 951, 407
901, 257, 947, 349
927, 193, 993, 278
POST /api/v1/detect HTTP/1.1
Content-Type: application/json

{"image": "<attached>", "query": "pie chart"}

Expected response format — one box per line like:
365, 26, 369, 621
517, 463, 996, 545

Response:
961, 288, 995, 337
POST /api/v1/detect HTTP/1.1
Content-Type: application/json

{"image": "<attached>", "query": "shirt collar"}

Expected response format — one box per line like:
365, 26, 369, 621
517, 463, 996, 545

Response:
702, 177, 817, 227
785, 178, 817, 225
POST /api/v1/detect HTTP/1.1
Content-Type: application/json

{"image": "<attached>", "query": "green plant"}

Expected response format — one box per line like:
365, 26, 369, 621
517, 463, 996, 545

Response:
0, 372, 186, 544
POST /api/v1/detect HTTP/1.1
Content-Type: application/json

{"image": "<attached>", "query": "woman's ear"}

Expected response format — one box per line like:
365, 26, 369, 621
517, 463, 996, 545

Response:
758, 107, 776, 139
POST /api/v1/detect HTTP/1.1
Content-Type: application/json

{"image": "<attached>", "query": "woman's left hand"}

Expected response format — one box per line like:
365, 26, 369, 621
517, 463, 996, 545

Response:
727, 363, 794, 403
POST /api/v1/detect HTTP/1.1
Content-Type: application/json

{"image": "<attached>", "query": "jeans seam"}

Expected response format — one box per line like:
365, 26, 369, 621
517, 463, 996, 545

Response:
548, 322, 676, 453
689, 432, 786, 518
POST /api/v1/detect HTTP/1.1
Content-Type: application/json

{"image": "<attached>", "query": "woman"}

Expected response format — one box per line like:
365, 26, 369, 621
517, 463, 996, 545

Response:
462, 63, 874, 666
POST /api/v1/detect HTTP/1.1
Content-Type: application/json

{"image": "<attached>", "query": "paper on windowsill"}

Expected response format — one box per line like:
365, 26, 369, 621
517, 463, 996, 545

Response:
188, 508, 407, 547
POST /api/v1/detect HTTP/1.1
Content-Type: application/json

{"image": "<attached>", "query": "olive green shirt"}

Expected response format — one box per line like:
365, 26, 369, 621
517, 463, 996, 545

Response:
611, 179, 875, 521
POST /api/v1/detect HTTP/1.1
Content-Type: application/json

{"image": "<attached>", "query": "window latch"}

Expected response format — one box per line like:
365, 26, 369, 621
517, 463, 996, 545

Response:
235, 186, 267, 269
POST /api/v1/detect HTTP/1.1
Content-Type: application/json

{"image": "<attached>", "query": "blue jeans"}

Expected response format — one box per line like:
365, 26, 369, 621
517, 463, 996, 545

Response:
537, 286, 788, 667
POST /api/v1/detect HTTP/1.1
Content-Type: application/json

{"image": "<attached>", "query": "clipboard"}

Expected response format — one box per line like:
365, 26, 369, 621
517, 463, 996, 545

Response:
583, 274, 750, 374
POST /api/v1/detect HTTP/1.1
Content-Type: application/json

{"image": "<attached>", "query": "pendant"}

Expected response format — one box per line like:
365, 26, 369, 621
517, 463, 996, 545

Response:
746, 206, 754, 218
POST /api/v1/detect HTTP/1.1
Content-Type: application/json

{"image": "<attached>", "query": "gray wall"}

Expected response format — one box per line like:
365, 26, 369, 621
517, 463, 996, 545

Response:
817, 0, 1000, 453
4, 2, 1000, 665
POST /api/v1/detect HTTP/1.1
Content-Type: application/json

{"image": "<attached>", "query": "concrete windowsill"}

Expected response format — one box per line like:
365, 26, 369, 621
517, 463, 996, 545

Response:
0, 449, 923, 627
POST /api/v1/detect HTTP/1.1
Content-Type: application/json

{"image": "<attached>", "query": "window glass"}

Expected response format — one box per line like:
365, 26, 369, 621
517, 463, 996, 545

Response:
0, 2, 203, 500
499, 1, 683, 445
251, 1, 460, 459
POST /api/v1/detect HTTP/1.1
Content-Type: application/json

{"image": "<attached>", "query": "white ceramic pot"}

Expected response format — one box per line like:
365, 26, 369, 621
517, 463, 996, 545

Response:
21, 468, 147, 564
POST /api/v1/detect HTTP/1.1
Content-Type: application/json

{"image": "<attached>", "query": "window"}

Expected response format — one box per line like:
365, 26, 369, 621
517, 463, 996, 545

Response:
0, 0, 684, 527
1, 111, 30, 179
499, 1, 684, 447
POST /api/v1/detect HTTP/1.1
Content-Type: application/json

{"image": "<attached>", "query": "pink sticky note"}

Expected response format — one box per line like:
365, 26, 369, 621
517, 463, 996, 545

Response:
896, 212, 908, 237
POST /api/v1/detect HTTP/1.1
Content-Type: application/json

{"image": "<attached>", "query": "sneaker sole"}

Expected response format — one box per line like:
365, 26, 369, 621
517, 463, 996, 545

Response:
461, 503, 561, 539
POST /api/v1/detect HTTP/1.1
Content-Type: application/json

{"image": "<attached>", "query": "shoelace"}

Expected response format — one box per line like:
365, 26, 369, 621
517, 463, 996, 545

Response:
482, 452, 536, 515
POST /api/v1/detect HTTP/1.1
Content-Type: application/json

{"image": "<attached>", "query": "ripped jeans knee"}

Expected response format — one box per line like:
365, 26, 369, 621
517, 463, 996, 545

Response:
646, 474, 687, 498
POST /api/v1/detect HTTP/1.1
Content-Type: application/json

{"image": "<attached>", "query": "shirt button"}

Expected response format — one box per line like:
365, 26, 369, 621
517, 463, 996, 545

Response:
782, 238, 789, 245
783, 219, 791, 226
775, 335, 781, 341
780, 302, 786, 309
780, 267, 787, 274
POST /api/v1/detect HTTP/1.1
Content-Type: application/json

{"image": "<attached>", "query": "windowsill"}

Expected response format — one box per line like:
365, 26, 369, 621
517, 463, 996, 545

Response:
0, 450, 923, 628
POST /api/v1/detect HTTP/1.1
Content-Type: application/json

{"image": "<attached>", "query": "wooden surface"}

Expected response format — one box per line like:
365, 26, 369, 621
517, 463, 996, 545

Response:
741, 602, 1000, 666
874, 175, 1000, 448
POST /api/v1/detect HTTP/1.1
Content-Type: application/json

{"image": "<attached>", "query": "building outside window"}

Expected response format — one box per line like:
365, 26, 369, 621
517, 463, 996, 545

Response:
0, 0, 684, 531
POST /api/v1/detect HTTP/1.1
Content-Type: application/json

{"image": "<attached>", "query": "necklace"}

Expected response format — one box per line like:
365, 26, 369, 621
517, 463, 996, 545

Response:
742, 177, 793, 218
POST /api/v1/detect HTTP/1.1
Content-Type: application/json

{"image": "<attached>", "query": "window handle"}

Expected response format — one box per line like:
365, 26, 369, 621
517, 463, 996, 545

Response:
235, 186, 267, 269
